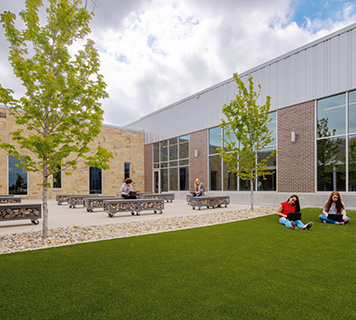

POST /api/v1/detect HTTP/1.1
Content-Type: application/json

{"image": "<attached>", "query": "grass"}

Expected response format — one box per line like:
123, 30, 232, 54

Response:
1, 208, 356, 320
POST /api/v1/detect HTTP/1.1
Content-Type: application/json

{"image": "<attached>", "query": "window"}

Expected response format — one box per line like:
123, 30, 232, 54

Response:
8, 155, 28, 195
179, 135, 189, 159
53, 165, 62, 189
209, 155, 222, 190
169, 138, 178, 160
160, 140, 168, 162
124, 162, 131, 180
89, 167, 102, 194
209, 111, 277, 192
317, 93, 351, 191
257, 147, 277, 191
209, 126, 222, 154
317, 94, 346, 138
179, 167, 189, 191
153, 142, 159, 163
349, 135, 356, 191
349, 91, 356, 134
153, 135, 189, 192
160, 168, 168, 192
169, 167, 178, 190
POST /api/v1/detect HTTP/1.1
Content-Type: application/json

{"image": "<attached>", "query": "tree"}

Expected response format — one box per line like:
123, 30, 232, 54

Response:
0, 0, 113, 238
218, 73, 277, 211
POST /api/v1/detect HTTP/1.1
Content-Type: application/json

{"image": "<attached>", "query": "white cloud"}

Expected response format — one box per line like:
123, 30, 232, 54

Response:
0, 0, 356, 126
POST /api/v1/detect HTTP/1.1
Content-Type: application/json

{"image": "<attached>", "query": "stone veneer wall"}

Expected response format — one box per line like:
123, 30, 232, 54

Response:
144, 144, 153, 192
189, 129, 208, 192
0, 108, 144, 199
277, 100, 315, 193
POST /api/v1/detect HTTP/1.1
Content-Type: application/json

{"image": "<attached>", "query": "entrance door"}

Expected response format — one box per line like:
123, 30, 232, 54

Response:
153, 170, 160, 193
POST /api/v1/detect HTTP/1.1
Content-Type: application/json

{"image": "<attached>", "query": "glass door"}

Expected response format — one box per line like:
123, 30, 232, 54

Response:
153, 170, 160, 193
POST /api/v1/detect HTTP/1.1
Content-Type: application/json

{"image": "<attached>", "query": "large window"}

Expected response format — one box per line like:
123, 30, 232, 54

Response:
316, 91, 356, 191
208, 111, 277, 192
8, 155, 28, 195
89, 167, 102, 194
209, 127, 223, 190
153, 135, 189, 192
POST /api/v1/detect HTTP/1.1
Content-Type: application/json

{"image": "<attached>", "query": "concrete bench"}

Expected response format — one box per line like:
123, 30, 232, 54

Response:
0, 196, 22, 204
103, 199, 164, 217
188, 195, 230, 210
0, 203, 42, 225
137, 193, 175, 203
83, 196, 117, 212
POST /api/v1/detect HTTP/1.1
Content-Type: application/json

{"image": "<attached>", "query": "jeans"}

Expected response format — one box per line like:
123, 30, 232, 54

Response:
279, 217, 304, 229
319, 214, 350, 224
192, 192, 203, 197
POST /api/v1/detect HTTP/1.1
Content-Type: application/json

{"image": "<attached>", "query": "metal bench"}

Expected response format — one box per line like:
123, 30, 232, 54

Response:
188, 195, 230, 210
56, 195, 71, 205
0, 203, 42, 225
137, 193, 175, 203
83, 196, 117, 212
68, 195, 98, 208
103, 199, 164, 217
0, 196, 22, 204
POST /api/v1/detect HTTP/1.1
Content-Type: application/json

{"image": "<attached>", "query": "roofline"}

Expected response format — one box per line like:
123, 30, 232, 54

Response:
125, 21, 356, 127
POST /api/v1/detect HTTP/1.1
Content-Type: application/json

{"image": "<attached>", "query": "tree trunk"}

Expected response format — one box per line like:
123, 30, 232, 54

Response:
42, 161, 49, 238
250, 178, 254, 211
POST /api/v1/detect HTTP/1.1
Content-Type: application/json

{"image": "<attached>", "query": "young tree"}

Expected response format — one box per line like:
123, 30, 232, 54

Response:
218, 73, 277, 211
0, 0, 113, 237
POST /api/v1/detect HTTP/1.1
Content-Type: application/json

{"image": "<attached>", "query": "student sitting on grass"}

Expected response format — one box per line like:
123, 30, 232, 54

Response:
319, 191, 350, 225
277, 194, 314, 230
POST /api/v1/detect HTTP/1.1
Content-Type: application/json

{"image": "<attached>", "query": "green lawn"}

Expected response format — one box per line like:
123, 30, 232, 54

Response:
1, 208, 355, 320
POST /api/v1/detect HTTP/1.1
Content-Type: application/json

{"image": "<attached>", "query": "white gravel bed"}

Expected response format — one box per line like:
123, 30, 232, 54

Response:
0, 206, 277, 254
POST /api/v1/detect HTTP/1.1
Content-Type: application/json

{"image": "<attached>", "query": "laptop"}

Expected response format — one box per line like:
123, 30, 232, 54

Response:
327, 214, 343, 221
129, 191, 137, 197
287, 212, 302, 221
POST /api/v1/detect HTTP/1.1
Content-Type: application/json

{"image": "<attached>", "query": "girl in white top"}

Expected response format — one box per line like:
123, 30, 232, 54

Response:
319, 191, 350, 225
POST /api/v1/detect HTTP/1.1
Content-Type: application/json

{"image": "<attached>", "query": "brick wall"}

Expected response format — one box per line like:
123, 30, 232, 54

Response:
189, 129, 208, 191
277, 101, 315, 193
144, 144, 152, 192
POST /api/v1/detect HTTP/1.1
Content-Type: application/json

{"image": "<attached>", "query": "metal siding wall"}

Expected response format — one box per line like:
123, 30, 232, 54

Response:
339, 33, 349, 91
126, 24, 356, 144
305, 47, 315, 101
352, 29, 356, 87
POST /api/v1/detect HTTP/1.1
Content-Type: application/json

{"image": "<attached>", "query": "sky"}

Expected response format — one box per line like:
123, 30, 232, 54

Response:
0, 0, 356, 127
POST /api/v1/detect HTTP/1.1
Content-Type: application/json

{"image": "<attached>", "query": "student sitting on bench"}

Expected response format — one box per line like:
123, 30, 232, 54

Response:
192, 178, 205, 197
120, 178, 137, 199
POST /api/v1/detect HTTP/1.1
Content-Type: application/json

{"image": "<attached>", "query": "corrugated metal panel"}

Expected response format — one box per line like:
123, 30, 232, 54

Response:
125, 23, 356, 144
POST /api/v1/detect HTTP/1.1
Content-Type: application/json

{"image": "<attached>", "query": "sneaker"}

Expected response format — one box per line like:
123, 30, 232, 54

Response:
290, 221, 298, 230
303, 222, 314, 230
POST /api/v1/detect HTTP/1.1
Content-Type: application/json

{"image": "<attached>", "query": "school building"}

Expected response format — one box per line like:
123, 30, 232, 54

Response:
1, 22, 356, 207
125, 22, 356, 207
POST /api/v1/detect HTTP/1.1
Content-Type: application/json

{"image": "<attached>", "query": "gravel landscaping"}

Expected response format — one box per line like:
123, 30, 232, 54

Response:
0, 206, 277, 254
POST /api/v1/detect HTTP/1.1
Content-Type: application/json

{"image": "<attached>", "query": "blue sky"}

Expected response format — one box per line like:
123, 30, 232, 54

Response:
291, 0, 356, 28
0, 0, 356, 126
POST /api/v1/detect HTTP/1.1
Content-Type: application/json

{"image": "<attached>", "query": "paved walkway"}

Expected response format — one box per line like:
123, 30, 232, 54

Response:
0, 198, 255, 235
